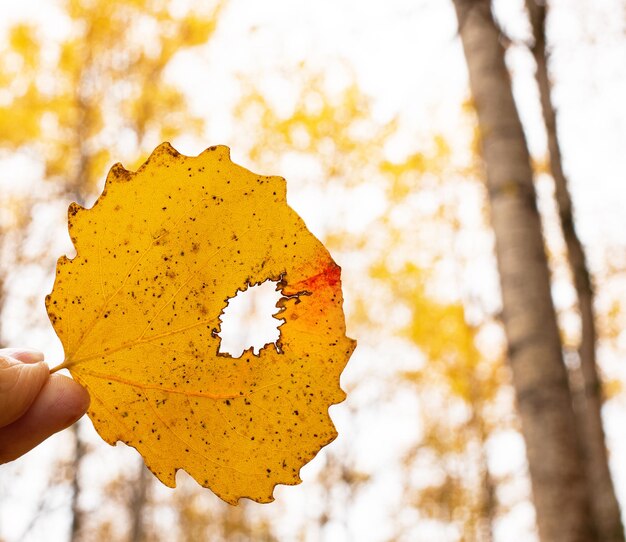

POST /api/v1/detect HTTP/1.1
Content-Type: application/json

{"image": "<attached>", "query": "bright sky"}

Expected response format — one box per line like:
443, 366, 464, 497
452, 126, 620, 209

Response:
1, 0, 625, 541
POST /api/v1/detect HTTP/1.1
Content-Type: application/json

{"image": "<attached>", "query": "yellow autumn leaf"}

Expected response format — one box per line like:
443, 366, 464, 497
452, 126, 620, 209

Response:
47, 143, 356, 504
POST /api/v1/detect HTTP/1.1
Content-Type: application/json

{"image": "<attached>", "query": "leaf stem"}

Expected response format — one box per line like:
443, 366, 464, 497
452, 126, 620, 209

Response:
50, 360, 72, 374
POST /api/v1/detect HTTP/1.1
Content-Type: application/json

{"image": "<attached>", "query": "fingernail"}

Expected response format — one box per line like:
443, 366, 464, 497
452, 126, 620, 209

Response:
0, 349, 45, 364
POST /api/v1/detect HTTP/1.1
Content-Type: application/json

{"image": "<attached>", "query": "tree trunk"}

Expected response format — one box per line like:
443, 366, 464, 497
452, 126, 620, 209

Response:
524, 2, 624, 540
474, 406, 495, 542
128, 461, 150, 542
450, 1, 597, 541
69, 424, 85, 542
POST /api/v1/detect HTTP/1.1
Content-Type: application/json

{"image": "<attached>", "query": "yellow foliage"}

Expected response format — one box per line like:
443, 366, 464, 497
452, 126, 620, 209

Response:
0, 0, 224, 200
604, 378, 623, 401
381, 152, 427, 178
237, 71, 398, 189
8, 24, 40, 68
47, 144, 356, 504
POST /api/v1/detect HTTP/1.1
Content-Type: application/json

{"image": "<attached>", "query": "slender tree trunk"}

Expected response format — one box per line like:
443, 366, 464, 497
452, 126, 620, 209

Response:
128, 462, 150, 542
524, 2, 624, 540
477, 451, 495, 542
474, 408, 495, 542
450, 1, 597, 541
69, 424, 85, 542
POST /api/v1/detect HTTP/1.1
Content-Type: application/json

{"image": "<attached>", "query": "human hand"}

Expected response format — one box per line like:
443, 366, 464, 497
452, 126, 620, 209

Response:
0, 348, 90, 464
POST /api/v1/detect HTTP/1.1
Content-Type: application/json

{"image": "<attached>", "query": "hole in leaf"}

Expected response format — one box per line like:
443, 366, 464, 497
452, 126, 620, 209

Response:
218, 279, 284, 357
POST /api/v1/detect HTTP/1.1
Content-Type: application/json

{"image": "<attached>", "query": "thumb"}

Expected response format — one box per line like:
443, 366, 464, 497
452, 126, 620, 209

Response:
0, 350, 49, 428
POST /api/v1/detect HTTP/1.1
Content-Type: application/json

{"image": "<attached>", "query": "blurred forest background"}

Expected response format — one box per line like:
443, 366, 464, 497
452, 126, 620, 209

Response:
1, 0, 626, 541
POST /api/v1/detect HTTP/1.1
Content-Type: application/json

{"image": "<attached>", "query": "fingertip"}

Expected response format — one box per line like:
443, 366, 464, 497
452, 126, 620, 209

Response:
66, 378, 91, 421
0, 359, 49, 427
48, 374, 90, 425
0, 374, 90, 463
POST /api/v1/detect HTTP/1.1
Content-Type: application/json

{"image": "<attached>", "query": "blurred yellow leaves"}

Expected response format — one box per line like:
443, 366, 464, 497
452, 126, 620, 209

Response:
237, 72, 397, 190
8, 24, 40, 68
0, 0, 224, 200
0, 24, 43, 147
47, 144, 355, 504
